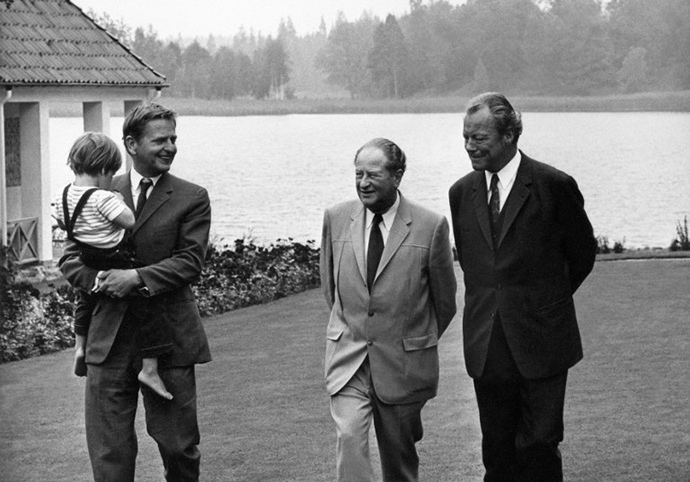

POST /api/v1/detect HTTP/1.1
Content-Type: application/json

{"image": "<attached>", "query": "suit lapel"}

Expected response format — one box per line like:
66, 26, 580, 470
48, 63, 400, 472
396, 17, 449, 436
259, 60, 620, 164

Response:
376, 195, 411, 280
112, 173, 134, 212
497, 153, 532, 248
349, 204, 367, 284
133, 173, 173, 235
471, 172, 494, 249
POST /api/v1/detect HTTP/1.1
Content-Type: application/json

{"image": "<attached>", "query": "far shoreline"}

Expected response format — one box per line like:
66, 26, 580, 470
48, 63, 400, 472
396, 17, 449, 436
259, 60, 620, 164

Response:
50, 91, 690, 117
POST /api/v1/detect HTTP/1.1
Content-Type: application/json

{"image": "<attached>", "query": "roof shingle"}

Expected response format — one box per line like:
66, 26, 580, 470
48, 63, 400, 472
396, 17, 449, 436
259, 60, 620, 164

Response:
0, 0, 166, 87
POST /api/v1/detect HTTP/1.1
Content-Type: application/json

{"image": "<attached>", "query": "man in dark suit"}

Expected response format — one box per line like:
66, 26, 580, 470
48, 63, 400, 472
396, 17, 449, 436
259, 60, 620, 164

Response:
449, 93, 597, 482
59, 103, 212, 482
321, 138, 457, 482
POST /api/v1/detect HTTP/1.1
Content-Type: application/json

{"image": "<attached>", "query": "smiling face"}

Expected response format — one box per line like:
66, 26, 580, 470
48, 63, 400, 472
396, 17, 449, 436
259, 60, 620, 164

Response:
355, 147, 402, 214
125, 118, 177, 178
463, 106, 515, 173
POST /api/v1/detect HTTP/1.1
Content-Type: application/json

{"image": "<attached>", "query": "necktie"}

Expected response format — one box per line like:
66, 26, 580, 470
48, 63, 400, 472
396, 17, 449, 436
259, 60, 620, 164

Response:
367, 214, 384, 292
489, 174, 500, 243
136, 178, 152, 217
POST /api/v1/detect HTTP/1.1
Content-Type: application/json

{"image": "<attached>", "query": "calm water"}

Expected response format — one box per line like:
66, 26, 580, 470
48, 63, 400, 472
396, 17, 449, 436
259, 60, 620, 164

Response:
50, 112, 690, 248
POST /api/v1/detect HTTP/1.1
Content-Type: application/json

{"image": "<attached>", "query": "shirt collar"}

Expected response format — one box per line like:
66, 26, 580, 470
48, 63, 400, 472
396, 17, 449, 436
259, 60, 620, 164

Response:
130, 169, 162, 189
485, 149, 521, 190
366, 191, 400, 231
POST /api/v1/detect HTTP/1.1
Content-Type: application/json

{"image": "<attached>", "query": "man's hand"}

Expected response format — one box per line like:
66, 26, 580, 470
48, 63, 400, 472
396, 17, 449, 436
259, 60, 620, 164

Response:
96, 269, 142, 298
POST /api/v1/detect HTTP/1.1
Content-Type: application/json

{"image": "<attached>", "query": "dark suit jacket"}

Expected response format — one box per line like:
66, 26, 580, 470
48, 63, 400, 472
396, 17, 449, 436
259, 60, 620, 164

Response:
59, 171, 212, 367
320, 194, 457, 404
449, 152, 596, 380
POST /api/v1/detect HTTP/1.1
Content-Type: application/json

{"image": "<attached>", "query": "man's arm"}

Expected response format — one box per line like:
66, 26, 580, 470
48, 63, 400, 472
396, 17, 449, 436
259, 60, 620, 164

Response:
320, 209, 335, 309
448, 185, 463, 267
95, 186, 211, 299
559, 175, 597, 293
428, 216, 457, 337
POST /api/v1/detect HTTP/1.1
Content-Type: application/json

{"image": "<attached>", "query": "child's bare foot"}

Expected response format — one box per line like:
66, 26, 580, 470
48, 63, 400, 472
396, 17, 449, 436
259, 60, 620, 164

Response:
74, 348, 87, 377
138, 371, 173, 400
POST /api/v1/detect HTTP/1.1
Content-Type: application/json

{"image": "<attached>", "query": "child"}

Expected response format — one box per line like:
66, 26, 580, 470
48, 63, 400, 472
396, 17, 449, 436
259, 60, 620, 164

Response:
55, 132, 172, 400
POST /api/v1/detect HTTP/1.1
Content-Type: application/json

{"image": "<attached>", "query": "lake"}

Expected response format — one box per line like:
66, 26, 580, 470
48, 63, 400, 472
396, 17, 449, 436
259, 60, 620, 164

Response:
50, 112, 690, 249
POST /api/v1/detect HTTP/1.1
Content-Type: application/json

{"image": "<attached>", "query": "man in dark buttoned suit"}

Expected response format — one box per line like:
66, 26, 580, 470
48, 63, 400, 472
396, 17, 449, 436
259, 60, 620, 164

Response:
449, 93, 597, 482
59, 103, 211, 482
321, 138, 457, 482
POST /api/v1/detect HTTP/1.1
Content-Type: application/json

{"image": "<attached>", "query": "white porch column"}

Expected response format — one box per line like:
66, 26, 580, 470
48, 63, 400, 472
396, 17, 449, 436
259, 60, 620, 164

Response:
19, 102, 52, 262
0, 88, 12, 247
83, 101, 111, 136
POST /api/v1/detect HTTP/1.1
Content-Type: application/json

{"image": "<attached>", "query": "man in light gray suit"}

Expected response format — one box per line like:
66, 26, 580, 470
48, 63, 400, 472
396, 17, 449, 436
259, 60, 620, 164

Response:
320, 137, 457, 482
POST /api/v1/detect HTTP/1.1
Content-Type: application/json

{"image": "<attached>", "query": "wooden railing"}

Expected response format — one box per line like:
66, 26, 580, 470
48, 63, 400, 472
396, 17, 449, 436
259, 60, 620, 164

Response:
7, 217, 39, 264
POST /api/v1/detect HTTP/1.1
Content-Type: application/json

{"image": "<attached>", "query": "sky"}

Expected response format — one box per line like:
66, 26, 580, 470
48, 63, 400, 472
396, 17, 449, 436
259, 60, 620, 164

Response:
72, 0, 466, 39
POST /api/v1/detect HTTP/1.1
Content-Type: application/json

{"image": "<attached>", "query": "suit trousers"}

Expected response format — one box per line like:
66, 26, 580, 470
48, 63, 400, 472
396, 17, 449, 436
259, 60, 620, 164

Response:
330, 357, 426, 482
84, 310, 201, 482
474, 314, 568, 482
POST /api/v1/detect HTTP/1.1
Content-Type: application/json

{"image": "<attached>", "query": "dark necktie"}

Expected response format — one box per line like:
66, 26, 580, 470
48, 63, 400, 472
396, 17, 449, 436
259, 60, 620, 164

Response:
135, 178, 152, 217
489, 174, 500, 242
367, 214, 384, 292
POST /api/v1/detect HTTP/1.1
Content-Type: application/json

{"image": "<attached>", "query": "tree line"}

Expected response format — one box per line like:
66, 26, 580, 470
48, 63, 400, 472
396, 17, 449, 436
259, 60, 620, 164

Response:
92, 0, 690, 100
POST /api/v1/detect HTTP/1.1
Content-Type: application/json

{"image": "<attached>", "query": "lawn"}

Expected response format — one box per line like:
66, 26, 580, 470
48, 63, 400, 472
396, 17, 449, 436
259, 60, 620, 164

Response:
1, 259, 689, 481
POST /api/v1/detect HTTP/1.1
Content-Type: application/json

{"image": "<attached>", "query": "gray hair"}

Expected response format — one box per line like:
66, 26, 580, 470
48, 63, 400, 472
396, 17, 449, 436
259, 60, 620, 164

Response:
354, 137, 407, 174
466, 92, 522, 144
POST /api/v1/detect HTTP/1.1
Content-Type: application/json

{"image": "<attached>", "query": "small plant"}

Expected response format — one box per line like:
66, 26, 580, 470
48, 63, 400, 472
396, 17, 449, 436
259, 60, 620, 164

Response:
670, 216, 690, 251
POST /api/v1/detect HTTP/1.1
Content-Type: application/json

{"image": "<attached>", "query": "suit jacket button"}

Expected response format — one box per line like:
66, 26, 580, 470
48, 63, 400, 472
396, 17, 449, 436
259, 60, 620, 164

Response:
368, 311, 374, 317
367, 340, 373, 346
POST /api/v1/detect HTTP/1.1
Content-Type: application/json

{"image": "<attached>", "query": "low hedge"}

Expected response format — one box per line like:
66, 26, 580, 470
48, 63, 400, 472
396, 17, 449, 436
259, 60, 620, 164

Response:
193, 238, 320, 316
0, 239, 320, 363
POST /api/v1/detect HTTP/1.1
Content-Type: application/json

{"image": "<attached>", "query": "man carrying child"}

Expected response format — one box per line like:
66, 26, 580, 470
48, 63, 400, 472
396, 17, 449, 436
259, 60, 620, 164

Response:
59, 103, 212, 482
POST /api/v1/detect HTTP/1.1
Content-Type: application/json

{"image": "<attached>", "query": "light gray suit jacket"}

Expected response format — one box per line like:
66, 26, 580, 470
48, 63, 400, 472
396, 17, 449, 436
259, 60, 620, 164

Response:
320, 194, 457, 404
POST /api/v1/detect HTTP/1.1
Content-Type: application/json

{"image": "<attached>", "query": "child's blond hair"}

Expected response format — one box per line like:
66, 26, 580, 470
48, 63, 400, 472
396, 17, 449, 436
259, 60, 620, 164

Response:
67, 132, 122, 175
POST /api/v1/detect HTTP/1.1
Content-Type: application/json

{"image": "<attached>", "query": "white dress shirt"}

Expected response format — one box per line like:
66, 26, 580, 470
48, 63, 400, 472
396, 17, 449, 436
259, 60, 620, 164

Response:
364, 192, 400, 257
485, 150, 521, 212
130, 169, 162, 206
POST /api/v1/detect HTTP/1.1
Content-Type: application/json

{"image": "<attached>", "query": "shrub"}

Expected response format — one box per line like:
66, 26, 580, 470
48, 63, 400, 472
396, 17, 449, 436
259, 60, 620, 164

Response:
0, 275, 74, 362
613, 238, 626, 254
1, 238, 320, 362
193, 238, 320, 316
670, 216, 690, 251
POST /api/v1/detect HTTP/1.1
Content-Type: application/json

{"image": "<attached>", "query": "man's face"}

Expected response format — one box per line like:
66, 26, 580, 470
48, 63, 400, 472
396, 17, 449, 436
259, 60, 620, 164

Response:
355, 147, 402, 214
463, 106, 514, 173
126, 118, 177, 178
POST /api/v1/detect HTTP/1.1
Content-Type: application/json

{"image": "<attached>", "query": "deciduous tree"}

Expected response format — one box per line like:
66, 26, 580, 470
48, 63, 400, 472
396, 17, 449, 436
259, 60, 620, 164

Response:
368, 14, 409, 98
316, 12, 377, 98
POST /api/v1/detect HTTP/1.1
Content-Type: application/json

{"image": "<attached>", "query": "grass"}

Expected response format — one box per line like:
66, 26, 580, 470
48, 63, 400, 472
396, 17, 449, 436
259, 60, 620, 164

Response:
1, 259, 689, 481
49, 91, 690, 117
